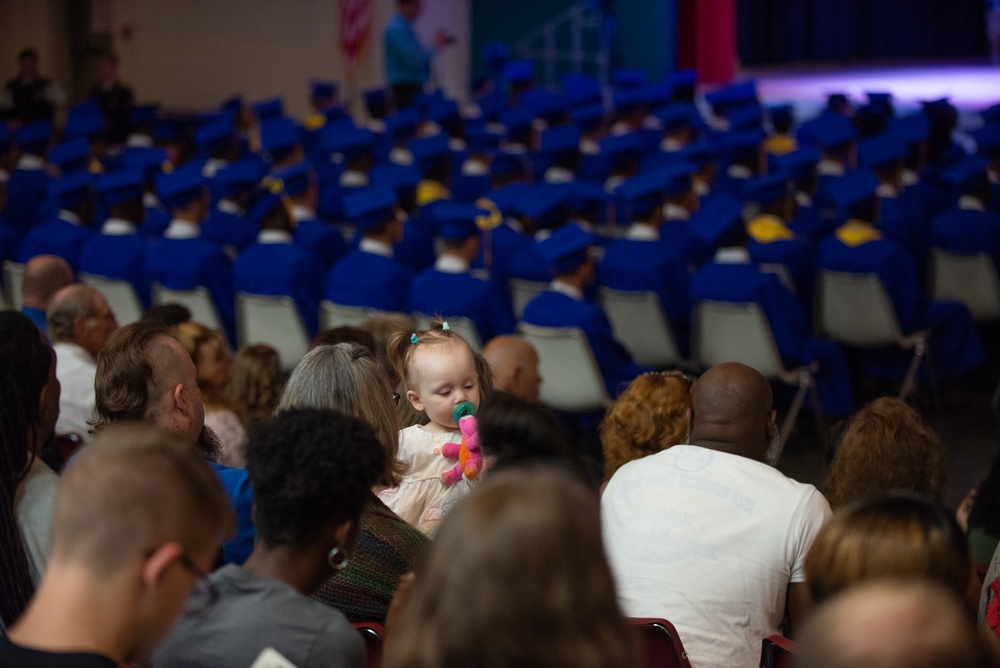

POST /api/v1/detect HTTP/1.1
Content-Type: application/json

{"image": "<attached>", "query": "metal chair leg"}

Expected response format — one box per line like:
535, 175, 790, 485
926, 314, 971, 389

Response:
776, 373, 810, 464
899, 338, 926, 401
806, 380, 830, 462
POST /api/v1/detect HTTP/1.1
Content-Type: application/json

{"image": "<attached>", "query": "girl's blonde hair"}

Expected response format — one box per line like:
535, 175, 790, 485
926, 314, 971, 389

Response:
168, 321, 237, 413
225, 344, 284, 427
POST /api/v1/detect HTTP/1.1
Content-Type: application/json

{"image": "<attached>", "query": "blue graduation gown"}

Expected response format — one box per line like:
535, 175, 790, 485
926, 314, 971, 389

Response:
324, 249, 413, 312
293, 218, 349, 273
79, 230, 151, 307
931, 206, 1000, 271
17, 215, 93, 272
234, 239, 324, 337
3, 167, 51, 234
408, 266, 515, 342
202, 206, 258, 252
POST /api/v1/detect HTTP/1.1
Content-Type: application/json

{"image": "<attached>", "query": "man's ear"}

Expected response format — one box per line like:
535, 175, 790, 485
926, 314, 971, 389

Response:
406, 389, 424, 413
173, 383, 193, 418
141, 541, 183, 589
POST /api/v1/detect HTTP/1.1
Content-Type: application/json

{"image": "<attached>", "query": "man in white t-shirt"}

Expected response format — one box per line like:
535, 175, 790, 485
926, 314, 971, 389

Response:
601, 362, 831, 667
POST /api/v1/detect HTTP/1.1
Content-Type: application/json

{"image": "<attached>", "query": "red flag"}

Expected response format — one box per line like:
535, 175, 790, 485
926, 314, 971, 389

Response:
341, 0, 371, 65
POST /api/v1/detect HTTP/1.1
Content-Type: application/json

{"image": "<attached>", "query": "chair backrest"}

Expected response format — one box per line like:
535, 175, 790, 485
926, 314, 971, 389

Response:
692, 300, 787, 380
320, 300, 376, 330
931, 249, 1000, 321
759, 263, 796, 293
352, 622, 385, 668
4, 260, 25, 311
79, 273, 144, 326
517, 322, 610, 411
236, 293, 310, 372
760, 634, 796, 668
817, 270, 903, 347
508, 278, 548, 319
412, 313, 482, 352
628, 618, 693, 668
599, 287, 684, 368
152, 283, 223, 332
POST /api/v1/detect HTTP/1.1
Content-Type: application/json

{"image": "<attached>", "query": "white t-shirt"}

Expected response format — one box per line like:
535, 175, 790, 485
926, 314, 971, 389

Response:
601, 444, 831, 668
54, 342, 97, 444
378, 424, 476, 535
15, 457, 59, 584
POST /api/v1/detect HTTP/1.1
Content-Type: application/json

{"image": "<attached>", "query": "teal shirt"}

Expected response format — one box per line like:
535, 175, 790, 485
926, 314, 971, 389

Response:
383, 13, 431, 85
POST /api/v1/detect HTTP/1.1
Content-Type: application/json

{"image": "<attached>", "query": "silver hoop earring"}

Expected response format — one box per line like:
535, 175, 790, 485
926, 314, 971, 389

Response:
328, 546, 349, 572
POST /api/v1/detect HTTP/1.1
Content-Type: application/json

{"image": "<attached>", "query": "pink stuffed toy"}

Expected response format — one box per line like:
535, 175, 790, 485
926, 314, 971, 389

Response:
441, 402, 483, 485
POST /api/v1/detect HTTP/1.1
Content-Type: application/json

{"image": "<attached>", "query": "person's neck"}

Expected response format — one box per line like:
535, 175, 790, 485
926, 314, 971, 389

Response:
688, 435, 763, 462
242, 544, 330, 596
9, 565, 136, 663
420, 420, 457, 435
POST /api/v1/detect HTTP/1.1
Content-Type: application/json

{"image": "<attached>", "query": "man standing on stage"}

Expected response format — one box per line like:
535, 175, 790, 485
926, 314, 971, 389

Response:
383, 0, 453, 110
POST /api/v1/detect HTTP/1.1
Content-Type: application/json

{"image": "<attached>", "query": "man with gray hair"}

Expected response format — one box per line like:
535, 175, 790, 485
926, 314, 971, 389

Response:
47, 284, 117, 446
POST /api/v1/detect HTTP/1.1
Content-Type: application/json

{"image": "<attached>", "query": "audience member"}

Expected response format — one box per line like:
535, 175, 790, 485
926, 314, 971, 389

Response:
275, 343, 427, 623
384, 469, 640, 668
93, 319, 255, 563
476, 390, 591, 485
0, 47, 65, 124
361, 311, 416, 386
150, 409, 377, 668
225, 343, 283, 428
87, 51, 133, 145
805, 492, 977, 609
481, 335, 542, 402
0, 423, 234, 667
601, 362, 831, 667
20, 254, 73, 334
599, 370, 693, 483
142, 302, 191, 327
311, 325, 377, 353
823, 397, 946, 510
170, 321, 248, 469
797, 581, 992, 668
46, 284, 117, 445
0, 311, 59, 625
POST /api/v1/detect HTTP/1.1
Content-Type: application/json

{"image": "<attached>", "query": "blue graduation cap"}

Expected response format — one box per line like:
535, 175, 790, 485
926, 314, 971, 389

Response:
246, 179, 287, 224
617, 170, 666, 216
273, 161, 313, 197
14, 120, 51, 152
599, 132, 642, 170
260, 118, 300, 155
156, 162, 208, 209
612, 87, 647, 112
342, 185, 398, 230
973, 124, 1000, 158
323, 104, 349, 123
807, 114, 858, 151
95, 169, 145, 206
726, 104, 764, 131
539, 125, 581, 157
427, 98, 460, 126
409, 133, 450, 171
644, 82, 674, 111
51, 172, 92, 208
364, 88, 390, 115
857, 133, 908, 169
561, 73, 602, 107
740, 172, 790, 205
657, 161, 698, 197
866, 92, 894, 116
466, 126, 502, 153
491, 150, 524, 179
153, 119, 184, 143
220, 96, 243, 115
889, 113, 930, 145
215, 160, 266, 199
48, 138, 90, 174
769, 148, 820, 181
435, 202, 489, 240
941, 155, 990, 195
370, 162, 421, 193
690, 193, 744, 245
311, 80, 337, 101
570, 103, 606, 130
826, 93, 852, 112
122, 147, 170, 179
502, 59, 534, 84
486, 181, 529, 216
677, 140, 718, 168
130, 104, 159, 125
826, 168, 879, 214
252, 98, 284, 120
521, 88, 567, 121
981, 102, 1000, 125
535, 222, 595, 274
769, 105, 794, 130
655, 102, 701, 132
518, 184, 570, 230
64, 101, 104, 140
481, 40, 511, 77
569, 180, 609, 214
500, 107, 535, 134
612, 69, 647, 90
720, 128, 766, 159
475, 88, 508, 121
704, 80, 757, 112
195, 120, 234, 152
385, 109, 420, 142
669, 69, 697, 88
323, 126, 372, 160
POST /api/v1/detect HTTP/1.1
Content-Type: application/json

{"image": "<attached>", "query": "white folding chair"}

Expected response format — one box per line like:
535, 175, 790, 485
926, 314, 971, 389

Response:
413, 313, 482, 352
320, 301, 378, 330
759, 263, 796, 293
80, 273, 144, 326
4, 260, 25, 311
508, 278, 548, 319
517, 322, 611, 412
598, 287, 687, 368
236, 293, 310, 372
693, 300, 824, 461
930, 249, 1000, 322
817, 270, 931, 401
152, 283, 224, 333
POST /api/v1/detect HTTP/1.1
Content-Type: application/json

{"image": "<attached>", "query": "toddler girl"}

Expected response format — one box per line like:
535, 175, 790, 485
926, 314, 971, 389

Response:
379, 322, 484, 535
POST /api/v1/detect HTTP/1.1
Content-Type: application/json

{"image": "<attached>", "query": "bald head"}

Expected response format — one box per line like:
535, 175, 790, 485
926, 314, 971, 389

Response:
482, 335, 542, 403
797, 582, 990, 668
689, 362, 774, 460
22, 255, 73, 309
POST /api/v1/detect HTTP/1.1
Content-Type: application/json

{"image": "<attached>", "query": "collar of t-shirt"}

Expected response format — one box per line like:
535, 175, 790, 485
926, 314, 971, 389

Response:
714, 247, 751, 264
625, 222, 659, 241
461, 158, 489, 176
58, 210, 82, 226
817, 159, 846, 177
795, 190, 813, 207
16, 154, 45, 170
258, 229, 292, 244
101, 217, 136, 235
663, 203, 690, 221
143, 191, 160, 208
291, 204, 315, 222
435, 254, 469, 274
959, 195, 986, 212
360, 237, 393, 258
876, 182, 898, 199
217, 199, 242, 215
549, 279, 584, 301
544, 166, 575, 184
164, 219, 200, 239
339, 170, 369, 187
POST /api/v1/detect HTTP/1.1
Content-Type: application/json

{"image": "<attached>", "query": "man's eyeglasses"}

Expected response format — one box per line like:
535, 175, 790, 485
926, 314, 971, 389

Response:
177, 551, 219, 614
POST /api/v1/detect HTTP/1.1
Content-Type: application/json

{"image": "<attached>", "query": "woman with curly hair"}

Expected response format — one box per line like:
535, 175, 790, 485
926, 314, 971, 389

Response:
225, 343, 284, 428
823, 397, 945, 510
599, 371, 693, 482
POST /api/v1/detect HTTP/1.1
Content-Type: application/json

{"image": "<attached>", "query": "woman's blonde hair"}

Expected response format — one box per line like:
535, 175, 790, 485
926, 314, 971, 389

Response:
225, 344, 283, 427
600, 371, 693, 481
805, 492, 972, 605
824, 397, 945, 509
168, 321, 235, 412
275, 343, 406, 487
384, 468, 639, 668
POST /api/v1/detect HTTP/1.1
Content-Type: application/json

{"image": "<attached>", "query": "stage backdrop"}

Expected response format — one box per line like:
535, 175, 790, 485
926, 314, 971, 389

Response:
739, 0, 989, 66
